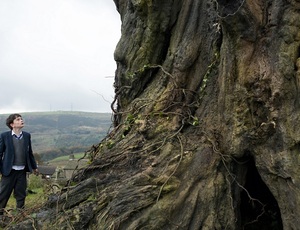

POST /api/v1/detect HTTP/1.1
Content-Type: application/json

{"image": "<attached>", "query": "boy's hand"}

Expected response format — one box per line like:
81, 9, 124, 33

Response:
33, 169, 39, 175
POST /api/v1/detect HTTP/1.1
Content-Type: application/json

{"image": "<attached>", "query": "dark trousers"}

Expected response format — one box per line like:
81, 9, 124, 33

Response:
0, 169, 27, 215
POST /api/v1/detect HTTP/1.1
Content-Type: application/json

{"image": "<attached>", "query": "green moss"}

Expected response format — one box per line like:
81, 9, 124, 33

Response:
106, 140, 115, 149
161, 182, 179, 193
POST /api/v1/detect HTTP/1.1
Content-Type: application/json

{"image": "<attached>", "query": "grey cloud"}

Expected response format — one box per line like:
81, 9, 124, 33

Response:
0, 0, 120, 114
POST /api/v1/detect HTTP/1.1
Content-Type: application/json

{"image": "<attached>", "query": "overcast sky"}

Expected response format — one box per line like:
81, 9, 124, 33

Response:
0, 0, 121, 114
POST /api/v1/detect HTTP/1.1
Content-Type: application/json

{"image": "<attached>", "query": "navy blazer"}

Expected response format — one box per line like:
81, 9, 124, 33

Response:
0, 131, 37, 176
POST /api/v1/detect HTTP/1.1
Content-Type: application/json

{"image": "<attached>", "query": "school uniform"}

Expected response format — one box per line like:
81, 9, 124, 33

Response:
0, 131, 37, 213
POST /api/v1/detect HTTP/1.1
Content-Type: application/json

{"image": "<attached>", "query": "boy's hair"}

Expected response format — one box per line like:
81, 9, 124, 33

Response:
6, 113, 22, 130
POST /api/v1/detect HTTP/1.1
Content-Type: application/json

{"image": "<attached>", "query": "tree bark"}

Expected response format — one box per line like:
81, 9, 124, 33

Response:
8, 0, 300, 229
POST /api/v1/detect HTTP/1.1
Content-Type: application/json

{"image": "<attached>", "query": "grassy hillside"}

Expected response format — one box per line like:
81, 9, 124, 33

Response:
0, 111, 112, 161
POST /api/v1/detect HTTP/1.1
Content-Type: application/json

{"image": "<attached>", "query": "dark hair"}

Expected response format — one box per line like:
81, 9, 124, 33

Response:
6, 113, 22, 130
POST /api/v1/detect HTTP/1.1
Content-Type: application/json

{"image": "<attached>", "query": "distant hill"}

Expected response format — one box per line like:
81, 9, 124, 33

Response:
0, 111, 112, 161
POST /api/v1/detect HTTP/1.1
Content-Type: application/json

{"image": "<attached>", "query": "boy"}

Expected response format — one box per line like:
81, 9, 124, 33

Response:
0, 114, 38, 221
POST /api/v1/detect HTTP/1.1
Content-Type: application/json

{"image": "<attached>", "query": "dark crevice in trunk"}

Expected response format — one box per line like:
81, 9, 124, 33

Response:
240, 157, 283, 230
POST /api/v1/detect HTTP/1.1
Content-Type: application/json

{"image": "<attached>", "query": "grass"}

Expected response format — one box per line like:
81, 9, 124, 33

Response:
49, 152, 86, 162
1, 154, 89, 228
6, 175, 46, 210
0, 153, 87, 230
0, 175, 47, 229
2, 193, 45, 229
6, 187, 45, 209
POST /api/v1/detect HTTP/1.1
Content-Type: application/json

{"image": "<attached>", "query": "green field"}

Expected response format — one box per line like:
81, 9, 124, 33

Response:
0, 111, 112, 161
49, 152, 86, 162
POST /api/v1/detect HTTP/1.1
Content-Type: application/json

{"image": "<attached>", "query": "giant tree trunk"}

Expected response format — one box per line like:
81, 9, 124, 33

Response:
9, 0, 300, 229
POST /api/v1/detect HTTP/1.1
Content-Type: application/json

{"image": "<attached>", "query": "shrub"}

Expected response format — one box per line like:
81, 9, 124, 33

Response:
27, 174, 43, 190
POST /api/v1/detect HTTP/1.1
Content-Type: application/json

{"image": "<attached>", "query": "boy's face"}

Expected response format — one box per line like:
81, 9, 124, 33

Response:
10, 116, 24, 129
